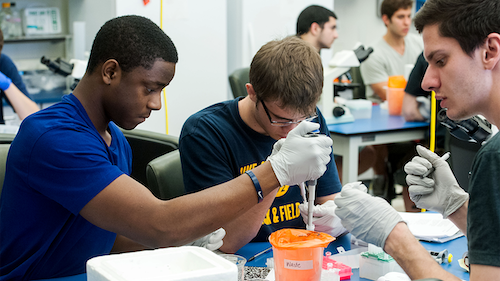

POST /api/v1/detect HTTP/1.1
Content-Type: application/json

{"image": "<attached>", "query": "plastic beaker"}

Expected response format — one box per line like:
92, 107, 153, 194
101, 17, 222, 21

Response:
219, 254, 246, 281
387, 87, 405, 115
386, 75, 407, 116
269, 229, 335, 281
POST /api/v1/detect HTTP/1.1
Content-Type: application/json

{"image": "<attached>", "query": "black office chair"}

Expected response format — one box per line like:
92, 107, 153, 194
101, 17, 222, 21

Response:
445, 131, 481, 192
0, 143, 11, 200
120, 128, 178, 187
228, 67, 250, 98
146, 150, 185, 200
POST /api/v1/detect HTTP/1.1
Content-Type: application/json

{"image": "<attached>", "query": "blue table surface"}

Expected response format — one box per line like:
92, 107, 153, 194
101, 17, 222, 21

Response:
30, 90, 66, 104
34, 236, 468, 281
236, 236, 469, 281
328, 105, 429, 135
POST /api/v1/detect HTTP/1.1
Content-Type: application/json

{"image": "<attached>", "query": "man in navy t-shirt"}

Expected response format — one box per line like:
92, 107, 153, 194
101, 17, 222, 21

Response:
180, 36, 345, 253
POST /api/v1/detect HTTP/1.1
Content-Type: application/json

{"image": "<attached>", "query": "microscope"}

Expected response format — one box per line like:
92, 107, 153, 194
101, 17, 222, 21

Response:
438, 108, 494, 144
41, 56, 87, 91
319, 45, 373, 124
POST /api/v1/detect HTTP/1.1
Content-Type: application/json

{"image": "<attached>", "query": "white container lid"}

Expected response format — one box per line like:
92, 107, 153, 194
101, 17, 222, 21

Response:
87, 246, 237, 281
344, 99, 372, 110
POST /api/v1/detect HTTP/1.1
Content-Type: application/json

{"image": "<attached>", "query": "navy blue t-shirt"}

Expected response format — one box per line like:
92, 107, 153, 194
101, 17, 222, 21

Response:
0, 94, 131, 280
179, 98, 341, 242
0, 53, 31, 124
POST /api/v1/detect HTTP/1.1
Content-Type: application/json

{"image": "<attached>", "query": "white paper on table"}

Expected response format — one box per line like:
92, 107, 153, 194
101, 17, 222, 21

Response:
398, 212, 463, 242
265, 268, 275, 280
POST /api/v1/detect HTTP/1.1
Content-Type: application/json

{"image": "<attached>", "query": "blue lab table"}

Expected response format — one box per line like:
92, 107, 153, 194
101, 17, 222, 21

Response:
33, 235, 468, 281
328, 105, 429, 185
236, 235, 469, 281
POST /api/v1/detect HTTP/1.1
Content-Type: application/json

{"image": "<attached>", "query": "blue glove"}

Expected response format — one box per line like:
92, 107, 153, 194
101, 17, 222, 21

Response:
0, 71, 12, 91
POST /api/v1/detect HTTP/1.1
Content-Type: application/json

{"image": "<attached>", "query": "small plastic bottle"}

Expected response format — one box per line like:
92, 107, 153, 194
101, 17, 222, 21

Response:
9, 2, 22, 37
0, 2, 13, 38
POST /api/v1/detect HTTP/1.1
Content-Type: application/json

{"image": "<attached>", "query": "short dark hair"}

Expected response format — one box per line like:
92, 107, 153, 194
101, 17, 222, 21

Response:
86, 15, 178, 74
249, 36, 323, 115
296, 5, 337, 36
414, 0, 500, 57
381, 0, 413, 19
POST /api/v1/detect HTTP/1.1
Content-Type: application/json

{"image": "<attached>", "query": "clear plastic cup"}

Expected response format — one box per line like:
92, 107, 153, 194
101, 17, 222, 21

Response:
387, 87, 405, 115
220, 254, 246, 281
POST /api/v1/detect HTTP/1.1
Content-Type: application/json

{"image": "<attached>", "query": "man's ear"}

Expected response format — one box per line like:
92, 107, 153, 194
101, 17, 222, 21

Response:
310, 22, 321, 36
382, 14, 390, 27
101, 59, 120, 85
483, 33, 500, 70
246, 83, 258, 102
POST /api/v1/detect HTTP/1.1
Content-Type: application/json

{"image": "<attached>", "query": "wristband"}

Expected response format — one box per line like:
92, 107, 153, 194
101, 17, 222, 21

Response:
245, 170, 263, 203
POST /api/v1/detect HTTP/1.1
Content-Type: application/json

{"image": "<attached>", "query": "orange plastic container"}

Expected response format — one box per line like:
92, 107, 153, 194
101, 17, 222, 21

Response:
269, 229, 335, 281
387, 75, 407, 116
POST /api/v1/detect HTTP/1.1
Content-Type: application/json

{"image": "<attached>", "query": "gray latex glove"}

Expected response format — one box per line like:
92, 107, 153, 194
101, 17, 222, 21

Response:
184, 228, 226, 251
299, 200, 347, 237
267, 121, 332, 186
404, 145, 469, 218
335, 182, 404, 249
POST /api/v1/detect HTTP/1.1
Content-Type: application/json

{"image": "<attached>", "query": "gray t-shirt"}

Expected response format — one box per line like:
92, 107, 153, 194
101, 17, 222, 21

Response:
360, 33, 423, 103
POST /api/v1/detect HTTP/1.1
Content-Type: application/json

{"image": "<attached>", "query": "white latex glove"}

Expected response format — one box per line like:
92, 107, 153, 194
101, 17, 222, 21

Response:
334, 182, 404, 249
268, 139, 285, 158
404, 145, 469, 218
299, 200, 347, 237
184, 228, 226, 251
267, 121, 332, 186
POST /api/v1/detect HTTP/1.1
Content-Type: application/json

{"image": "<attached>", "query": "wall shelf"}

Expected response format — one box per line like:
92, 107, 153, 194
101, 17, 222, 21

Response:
5, 34, 71, 43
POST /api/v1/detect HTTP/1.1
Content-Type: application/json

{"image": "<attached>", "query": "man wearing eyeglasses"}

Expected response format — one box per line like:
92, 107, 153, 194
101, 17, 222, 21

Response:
179, 36, 344, 253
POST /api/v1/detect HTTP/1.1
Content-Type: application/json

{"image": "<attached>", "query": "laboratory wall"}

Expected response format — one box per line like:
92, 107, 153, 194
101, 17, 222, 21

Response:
333, 0, 421, 54
227, 0, 334, 78
71, 0, 228, 137
4, 0, 412, 136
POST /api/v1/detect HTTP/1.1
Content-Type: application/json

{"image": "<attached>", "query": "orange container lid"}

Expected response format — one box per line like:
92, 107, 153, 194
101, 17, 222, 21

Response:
1, 2, 10, 8
269, 228, 335, 250
388, 75, 407, 88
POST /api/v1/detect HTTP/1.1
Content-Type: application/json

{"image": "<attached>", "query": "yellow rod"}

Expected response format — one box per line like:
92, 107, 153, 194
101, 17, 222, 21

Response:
430, 90, 437, 153
422, 90, 437, 212
160, 0, 169, 134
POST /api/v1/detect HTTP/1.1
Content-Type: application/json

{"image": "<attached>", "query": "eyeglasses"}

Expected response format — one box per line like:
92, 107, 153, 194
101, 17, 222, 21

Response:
260, 100, 318, 127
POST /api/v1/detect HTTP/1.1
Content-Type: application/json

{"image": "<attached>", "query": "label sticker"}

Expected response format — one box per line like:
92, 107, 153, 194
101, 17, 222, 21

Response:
284, 259, 313, 270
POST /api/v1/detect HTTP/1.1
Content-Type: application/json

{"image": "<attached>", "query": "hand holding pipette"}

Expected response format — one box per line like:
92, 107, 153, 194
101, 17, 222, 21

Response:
267, 121, 332, 186
420, 152, 450, 178
404, 145, 468, 218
